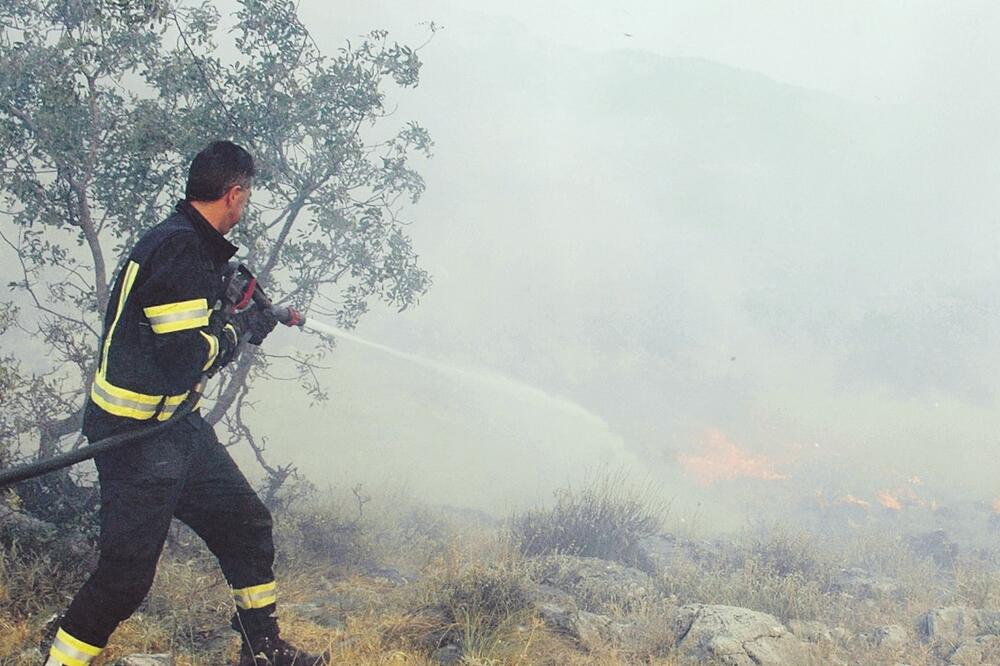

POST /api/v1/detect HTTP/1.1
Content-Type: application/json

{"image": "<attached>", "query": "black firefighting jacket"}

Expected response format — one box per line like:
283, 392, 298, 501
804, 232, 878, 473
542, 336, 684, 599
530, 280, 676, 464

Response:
83, 200, 238, 439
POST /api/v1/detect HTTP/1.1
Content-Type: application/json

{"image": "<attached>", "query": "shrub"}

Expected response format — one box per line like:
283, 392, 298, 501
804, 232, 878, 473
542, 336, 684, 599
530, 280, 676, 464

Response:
738, 523, 834, 583
509, 472, 664, 568
424, 560, 534, 660
272, 496, 375, 569
952, 557, 1000, 610
658, 548, 830, 623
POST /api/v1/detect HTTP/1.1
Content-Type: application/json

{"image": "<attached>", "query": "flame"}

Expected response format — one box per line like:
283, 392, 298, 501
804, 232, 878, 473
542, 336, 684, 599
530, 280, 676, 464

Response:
876, 490, 902, 511
992, 498, 1000, 514
678, 428, 788, 486
837, 494, 870, 508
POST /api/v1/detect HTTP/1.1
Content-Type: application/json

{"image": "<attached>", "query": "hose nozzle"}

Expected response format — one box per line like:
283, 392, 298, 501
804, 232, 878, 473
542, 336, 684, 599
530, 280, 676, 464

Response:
270, 304, 304, 327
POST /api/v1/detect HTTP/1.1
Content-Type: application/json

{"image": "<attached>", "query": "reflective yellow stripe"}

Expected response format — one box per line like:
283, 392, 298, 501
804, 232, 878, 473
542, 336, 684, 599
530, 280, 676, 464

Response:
49, 648, 88, 666
48, 628, 101, 666
144, 298, 210, 334
233, 580, 277, 609
91, 373, 188, 421
101, 261, 140, 372
199, 331, 219, 371
157, 391, 193, 421
93, 261, 149, 419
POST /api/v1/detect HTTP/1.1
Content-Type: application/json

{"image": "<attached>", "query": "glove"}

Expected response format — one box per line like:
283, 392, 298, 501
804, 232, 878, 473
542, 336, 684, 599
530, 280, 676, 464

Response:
205, 311, 241, 376
235, 306, 278, 346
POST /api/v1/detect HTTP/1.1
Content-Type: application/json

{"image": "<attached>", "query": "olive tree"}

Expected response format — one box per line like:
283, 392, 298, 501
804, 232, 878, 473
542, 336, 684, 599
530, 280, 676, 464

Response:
0, 0, 433, 506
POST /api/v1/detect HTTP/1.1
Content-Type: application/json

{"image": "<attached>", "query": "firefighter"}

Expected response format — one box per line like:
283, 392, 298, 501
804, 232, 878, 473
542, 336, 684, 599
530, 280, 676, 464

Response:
44, 141, 326, 666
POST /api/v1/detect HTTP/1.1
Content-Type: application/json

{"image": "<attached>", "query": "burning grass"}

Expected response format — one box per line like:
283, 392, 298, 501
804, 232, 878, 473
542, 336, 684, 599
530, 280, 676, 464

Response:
677, 428, 788, 485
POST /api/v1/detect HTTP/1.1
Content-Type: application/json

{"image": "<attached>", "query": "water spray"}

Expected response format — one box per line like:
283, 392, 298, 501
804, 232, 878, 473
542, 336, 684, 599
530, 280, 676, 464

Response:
0, 262, 619, 487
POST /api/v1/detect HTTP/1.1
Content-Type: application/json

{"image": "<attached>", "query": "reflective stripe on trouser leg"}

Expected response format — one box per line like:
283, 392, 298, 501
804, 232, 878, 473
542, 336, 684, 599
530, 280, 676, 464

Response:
233, 580, 277, 609
46, 627, 102, 666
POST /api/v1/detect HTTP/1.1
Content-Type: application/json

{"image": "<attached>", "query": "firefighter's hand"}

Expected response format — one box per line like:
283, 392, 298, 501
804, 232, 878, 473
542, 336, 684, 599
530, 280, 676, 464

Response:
206, 311, 241, 375
239, 307, 278, 346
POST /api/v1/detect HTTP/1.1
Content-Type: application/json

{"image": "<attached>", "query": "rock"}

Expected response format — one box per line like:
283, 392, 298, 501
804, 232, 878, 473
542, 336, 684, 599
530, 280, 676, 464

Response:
361, 564, 409, 586
638, 533, 679, 571
576, 610, 636, 648
283, 588, 380, 628
788, 619, 832, 643
673, 604, 820, 666
920, 606, 1000, 647
431, 643, 462, 665
529, 554, 654, 613
532, 582, 577, 607
283, 602, 346, 629
830, 567, 902, 600
113, 656, 172, 666
0, 503, 94, 560
873, 624, 908, 650
538, 602, 578, 636
537, 602, 637, 650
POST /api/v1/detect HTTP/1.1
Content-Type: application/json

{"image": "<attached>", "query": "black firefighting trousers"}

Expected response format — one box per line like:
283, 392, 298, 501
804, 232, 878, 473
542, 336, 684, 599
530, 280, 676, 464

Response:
59, 412, 277, 648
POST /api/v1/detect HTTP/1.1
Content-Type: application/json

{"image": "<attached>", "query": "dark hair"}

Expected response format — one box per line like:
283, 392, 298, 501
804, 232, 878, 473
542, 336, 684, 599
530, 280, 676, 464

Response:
185, 140, 256, 202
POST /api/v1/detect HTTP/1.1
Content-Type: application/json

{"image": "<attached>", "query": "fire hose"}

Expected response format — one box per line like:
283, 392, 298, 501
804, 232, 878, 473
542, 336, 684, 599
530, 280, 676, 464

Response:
0, 263, 305, 489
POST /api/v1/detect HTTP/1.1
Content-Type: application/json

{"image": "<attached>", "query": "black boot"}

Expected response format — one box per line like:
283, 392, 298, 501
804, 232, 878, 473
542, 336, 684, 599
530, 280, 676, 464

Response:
232, 611, 327, 666
237, 633, 328, 665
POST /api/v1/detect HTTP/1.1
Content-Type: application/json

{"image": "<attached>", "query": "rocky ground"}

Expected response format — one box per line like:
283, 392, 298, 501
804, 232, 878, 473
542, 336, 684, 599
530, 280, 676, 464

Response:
4, 483, 1000, 664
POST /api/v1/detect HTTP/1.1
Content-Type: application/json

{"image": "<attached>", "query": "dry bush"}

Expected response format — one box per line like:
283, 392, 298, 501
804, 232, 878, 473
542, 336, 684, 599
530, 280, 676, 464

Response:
441, 562, 534, 644
510, 472, 664, 568
403, 559, 535, 662
273, 499, 376, 570
661, 526, 843, 623
952, 557, 1000, 610
271, 484, 471, 575
739, 524, 835, 584
835, 526, 936, 581
831, 526, 942, 620
0, 541, 89, 621
659, 552, 831, 623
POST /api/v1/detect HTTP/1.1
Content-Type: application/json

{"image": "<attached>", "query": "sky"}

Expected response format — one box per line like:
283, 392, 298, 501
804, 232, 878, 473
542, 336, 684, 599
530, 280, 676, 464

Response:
313, 0, 1000, 105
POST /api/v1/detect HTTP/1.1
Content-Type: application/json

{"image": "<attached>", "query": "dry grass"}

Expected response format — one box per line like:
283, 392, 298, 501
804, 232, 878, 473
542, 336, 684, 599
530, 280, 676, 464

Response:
509, 472, 665, 569
4, 478, 1000, 665
951, 557, 1000, 610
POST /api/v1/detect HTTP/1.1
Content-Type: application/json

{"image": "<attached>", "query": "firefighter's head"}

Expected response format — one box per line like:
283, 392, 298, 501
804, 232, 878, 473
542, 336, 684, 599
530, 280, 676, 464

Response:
185, 140, 256, 235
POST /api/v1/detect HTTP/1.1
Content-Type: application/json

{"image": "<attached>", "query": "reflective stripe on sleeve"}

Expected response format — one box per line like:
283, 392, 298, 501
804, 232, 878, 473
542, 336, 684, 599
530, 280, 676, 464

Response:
233, 580, 277, 609
143, 298, 210, 334
47, 628, 101, 666
200, 331, 219, 370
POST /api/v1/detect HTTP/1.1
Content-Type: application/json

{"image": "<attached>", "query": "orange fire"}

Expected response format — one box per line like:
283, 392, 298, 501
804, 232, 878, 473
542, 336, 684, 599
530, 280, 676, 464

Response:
876, 490, 902, 511
678, 428, 788, 486
992, 498, 1000, 514
837, 494, 870, 508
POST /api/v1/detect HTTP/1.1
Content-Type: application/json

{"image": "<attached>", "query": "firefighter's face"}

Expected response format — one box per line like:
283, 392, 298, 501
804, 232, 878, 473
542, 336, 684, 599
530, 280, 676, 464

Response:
221, 183, 252, 234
